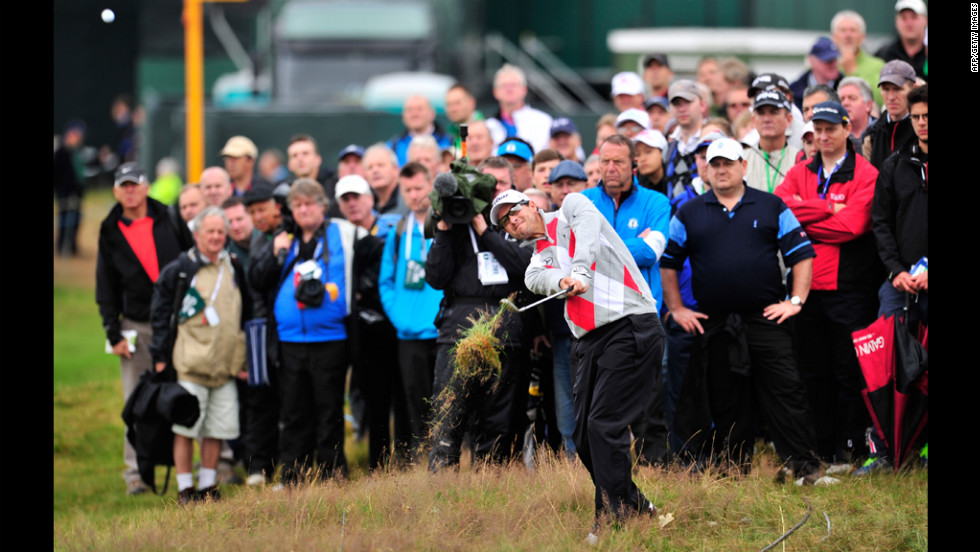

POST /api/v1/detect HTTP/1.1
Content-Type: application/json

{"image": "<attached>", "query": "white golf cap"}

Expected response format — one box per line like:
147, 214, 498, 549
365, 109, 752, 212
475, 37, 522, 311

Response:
611, 71, 644, 97
490, 189, 532, 226
615, 108, 651, 130
633, 129, 668, 153
706, 138, 745, 162
334, 175, 372, 199
894, 0, 927, 16
802, 120, 815, 138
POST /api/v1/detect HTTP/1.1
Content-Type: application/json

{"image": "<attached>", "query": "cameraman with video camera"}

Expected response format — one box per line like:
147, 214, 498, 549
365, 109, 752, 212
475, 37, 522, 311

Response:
425, 161, 533, 472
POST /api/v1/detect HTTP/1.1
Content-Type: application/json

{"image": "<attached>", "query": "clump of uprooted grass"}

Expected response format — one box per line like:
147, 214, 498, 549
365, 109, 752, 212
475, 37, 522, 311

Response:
56, 445, 928, 551
426, 303, 508, 441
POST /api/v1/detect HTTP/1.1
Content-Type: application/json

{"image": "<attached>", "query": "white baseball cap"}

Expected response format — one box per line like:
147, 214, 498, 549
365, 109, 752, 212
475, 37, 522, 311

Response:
490, 189, 532, 226
706, 138, 745, 162
633, 129, 668, 153
615, 108, 651, 130
895, 0, 927, 16
334, 175, 372, 199
611, 71, 644, 97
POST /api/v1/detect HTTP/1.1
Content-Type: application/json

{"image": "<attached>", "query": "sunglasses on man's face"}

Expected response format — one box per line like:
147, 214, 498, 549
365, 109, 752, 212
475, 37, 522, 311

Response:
498, 202, 527, 228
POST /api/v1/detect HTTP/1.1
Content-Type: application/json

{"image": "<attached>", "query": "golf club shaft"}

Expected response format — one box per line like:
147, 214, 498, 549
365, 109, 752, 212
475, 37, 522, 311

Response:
519, 287, 572, 312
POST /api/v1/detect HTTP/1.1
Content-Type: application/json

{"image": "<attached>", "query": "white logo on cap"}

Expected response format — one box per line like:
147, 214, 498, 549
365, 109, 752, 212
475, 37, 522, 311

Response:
506, 143, 516, 153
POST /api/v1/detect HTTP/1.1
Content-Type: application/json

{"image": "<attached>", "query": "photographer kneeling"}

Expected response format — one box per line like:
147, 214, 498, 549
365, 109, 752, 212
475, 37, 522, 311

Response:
425, 162, 533, 472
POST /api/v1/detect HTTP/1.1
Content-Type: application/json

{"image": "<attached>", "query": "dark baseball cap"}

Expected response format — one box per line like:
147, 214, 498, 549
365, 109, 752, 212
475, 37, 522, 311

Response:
550, 117, 578, 137
114, 162, 147, 187
748, 73, 791, 97
337, 144, 365, 161
643, 53, 670, 69
243, 183, 275, 206
644, 96, 670, 112
548, 160, 587, 184
810, 101, 850, 125
809, 37, 840, 63
753, 89, 792, 111
878, 59, 916, 87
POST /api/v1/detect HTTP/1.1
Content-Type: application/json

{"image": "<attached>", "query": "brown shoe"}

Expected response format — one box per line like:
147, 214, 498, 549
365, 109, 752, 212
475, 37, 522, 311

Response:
197, 485, 222, 502
177, 488, 196, 506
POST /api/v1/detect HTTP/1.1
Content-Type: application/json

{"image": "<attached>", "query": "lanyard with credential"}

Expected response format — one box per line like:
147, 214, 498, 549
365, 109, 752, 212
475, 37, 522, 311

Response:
468, 225, 481, 254
818, 153, 847, 200
404, 219, 428, 261
764, 145, 787, 193
190, 261, 225, 307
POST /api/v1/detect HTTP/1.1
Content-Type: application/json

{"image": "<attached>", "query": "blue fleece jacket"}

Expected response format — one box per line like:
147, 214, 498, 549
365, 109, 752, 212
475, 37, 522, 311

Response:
274, 224, 349, 343
378, 215, 443, 340
582, 181, 671, 313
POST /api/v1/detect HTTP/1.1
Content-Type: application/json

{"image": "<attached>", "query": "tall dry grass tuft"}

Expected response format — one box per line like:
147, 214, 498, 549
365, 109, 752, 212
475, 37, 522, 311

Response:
56, 441, 927, 551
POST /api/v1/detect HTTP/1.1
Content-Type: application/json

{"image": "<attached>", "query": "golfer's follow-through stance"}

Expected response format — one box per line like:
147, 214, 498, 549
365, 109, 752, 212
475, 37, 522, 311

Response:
491, 188, 663, 537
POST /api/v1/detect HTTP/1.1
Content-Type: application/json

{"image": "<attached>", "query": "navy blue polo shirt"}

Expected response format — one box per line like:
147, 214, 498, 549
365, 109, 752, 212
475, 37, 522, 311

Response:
661, 185, 815, 314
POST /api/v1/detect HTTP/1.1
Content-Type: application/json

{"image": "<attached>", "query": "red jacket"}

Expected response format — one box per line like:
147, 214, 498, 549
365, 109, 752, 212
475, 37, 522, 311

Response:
775, 143, 884, 292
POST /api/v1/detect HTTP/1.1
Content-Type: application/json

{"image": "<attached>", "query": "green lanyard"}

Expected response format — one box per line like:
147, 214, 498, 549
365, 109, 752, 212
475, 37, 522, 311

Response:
764, 145, 787, 193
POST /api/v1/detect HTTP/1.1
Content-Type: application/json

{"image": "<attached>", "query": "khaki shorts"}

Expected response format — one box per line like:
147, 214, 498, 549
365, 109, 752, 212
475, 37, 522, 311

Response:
172, 379, 240, 440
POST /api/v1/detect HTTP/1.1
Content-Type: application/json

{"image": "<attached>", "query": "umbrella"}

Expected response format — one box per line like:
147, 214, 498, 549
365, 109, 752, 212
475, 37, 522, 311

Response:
245, 317, 269, 387
852, 308, 928, 471
121, 367, 200, 494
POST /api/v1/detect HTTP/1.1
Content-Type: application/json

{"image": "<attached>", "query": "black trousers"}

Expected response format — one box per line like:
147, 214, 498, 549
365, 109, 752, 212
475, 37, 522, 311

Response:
428, 344, 529, 470
356, 320, 411, 471
56, 194, 81, 256
571, 313, 663, 520
795, 289, 877, 463
278, 340, 349, 483
678, 313, 820, 476
397, 338, 437, 461
242, 362, 281, 478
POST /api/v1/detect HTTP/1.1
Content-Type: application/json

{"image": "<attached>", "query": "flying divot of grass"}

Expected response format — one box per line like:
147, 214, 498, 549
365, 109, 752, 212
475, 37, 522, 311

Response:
427, 295, 513, 441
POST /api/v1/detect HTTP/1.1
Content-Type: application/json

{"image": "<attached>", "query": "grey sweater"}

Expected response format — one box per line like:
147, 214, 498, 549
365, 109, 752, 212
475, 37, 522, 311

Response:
523, 193, 656, 339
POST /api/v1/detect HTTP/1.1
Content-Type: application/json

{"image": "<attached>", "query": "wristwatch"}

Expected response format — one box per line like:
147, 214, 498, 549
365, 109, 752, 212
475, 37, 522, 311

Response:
790, 295, 803, 306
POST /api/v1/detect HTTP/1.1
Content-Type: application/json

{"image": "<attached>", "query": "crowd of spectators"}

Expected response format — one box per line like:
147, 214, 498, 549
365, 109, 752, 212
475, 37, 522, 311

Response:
86, 2, 928, 503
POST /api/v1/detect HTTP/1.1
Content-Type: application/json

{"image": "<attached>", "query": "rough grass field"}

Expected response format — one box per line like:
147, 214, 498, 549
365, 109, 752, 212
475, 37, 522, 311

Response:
53, 190, 927, 551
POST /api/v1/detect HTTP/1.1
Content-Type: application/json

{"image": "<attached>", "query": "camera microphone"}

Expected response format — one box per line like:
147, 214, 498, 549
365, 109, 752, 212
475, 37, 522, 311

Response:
433, 172, 458, 197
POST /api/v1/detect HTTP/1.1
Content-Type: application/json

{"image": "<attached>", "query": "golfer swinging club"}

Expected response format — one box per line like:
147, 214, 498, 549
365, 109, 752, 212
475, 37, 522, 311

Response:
490, 189, 663, 539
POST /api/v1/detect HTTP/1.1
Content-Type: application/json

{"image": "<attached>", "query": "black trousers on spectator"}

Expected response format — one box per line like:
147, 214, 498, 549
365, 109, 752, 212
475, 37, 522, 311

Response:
278, 340, 349, 483
358, 319, 412, 471
428, 345, 529, 470
56, 194, 81, 256
397, 338, 437, 462
243, 360, 281, 479
795, 289, 877, 463
677, 312, 820, 476
571, 313, 663, 520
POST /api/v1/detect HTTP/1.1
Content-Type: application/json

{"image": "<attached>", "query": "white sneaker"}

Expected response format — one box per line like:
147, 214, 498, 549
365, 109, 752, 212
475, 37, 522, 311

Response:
825, 463, 853, 475
586, 532, 599, 545
795, 475, 841, 486
246, 473, 265, 486
813, 475, 840, 486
